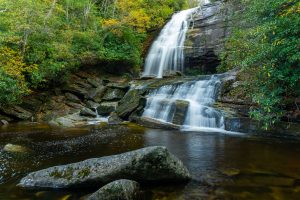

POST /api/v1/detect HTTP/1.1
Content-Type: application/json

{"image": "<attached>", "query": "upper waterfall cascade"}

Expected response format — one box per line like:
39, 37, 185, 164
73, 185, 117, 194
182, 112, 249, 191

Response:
142, 76, 225, 131
142, 8, 197, 78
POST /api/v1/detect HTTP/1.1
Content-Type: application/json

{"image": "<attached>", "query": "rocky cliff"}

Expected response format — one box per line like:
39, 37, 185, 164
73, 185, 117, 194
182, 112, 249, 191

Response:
184, 0, 237, 74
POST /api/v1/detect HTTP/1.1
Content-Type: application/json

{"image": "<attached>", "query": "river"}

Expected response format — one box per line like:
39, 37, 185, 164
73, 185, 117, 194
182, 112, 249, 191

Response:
0, 122, 300, 199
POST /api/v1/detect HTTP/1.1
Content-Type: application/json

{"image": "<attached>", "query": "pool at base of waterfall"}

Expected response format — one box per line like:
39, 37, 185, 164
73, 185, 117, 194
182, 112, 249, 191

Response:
1, 122, 300, 199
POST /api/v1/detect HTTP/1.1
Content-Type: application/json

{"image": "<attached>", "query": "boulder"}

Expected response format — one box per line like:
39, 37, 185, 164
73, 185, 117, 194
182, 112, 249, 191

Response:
133, 117, 180, 130
108, 112, 123, 125
97, 102, 118, 116
3, 144, 31, 153
102, 88, 126, 101
85, 101, 100, 110
80, 108, 97, 118
172, 100, 189, 125
87, 179, 140, 200
65, 93, 81, 104
116, 89, 146, 119
87, 78, 103, 88
0, 119, 9, 126
18, 146, 191, 189
49, 113, 88, 128
20, 97, 44, 113
86, 86, 107, 102
107, 82, 130, 90
65, 102, 85, 110
64, 84, 90, 99
0, 106, 32, 120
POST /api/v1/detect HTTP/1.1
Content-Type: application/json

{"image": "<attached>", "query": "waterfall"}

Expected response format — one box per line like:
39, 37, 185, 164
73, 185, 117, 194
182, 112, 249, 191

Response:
142, 76, 225, 131
142, 8, 197, 78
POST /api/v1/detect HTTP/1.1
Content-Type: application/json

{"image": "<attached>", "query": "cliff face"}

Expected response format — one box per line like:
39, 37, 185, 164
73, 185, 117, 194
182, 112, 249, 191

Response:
184, 0, 236, 74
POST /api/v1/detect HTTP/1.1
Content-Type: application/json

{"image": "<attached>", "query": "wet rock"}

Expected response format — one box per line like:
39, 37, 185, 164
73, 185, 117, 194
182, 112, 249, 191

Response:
0, 119, 9, 126
221, 168, 240, 177
107, 82, 130, 90
64, 83, 90, 99
140, 75, 156, 80
172, 100, 189, 125
20, 97, 44, 113
65, 93, 81, 104
66, 102, 85, 110
87, 78, 103, 88
85, 101, 100, 110
102, 88, 126, 101
116, 89, 145, 119
48, 113, 89, 127
0, 106, 32, 120
133, 117, 180, 130
18, 146, 191, 189
86, 86, 107, 102
108, 112, 123, 125
163, 71, 183, 78
97, 102, 118, 116
87, 179, 140, 200
3, 144, 31, 153
80, 108, 97, 118
184, 1, 239, 73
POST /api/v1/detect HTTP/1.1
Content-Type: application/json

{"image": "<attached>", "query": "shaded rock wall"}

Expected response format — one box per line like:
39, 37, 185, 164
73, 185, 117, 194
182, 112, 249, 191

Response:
184, 0, 237, 74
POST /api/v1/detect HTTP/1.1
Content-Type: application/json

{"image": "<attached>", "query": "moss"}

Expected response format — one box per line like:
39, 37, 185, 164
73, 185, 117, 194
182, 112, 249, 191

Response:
49, 167, 74, 180
77, 167, 90, 179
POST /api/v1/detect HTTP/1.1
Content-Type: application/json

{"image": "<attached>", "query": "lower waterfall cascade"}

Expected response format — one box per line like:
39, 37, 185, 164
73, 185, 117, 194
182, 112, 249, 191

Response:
142, 76, 225, 131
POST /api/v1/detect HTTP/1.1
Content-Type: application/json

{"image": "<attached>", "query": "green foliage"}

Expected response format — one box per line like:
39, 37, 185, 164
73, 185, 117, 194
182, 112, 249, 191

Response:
220, 0, 300, 129
0, 69, 25, 106
0, 0, 188, 106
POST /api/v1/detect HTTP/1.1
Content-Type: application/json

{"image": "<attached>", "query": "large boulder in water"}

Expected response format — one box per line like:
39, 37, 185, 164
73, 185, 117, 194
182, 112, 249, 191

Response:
87, 179, 140, 200
18, 146, 191, 189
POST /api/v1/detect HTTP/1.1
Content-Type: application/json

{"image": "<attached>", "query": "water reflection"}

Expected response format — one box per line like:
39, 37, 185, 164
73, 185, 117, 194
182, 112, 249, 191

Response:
0, 123, 300, 199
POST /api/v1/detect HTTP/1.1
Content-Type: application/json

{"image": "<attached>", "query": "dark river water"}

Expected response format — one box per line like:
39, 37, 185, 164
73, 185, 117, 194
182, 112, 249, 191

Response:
0, 122, 300, 200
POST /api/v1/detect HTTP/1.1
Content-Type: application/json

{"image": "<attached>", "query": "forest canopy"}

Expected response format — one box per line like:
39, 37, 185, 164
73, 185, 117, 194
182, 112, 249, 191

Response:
0, 0, 188, 106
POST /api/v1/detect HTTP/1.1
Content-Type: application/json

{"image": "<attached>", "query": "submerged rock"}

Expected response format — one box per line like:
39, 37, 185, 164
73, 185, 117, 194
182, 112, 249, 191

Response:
18, 146, 191, 189
87, 179, 140, 200
0, 120, 9, 126
108, 112, 123, 125
3, 144, 31, 153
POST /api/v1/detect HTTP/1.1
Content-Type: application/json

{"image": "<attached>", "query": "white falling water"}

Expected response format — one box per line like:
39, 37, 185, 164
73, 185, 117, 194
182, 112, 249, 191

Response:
142, 76, 225, 131
143, 8, 197, 78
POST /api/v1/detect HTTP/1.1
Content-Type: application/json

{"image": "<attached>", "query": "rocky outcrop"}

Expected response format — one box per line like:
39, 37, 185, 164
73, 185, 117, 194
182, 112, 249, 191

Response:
0, 106, 32, 120
97, 102, 118, 116
172, 100, 189, 125
108, 112, 123, 125
116, 89, 146, 119
87, 179, 140, 200
18, 146, 191, 189
184, 1, 237, 74
80, 108, 97, 118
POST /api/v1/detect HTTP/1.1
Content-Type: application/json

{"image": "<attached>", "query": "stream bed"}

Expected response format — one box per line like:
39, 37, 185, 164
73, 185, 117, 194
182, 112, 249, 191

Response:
0, 122, 300, 200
